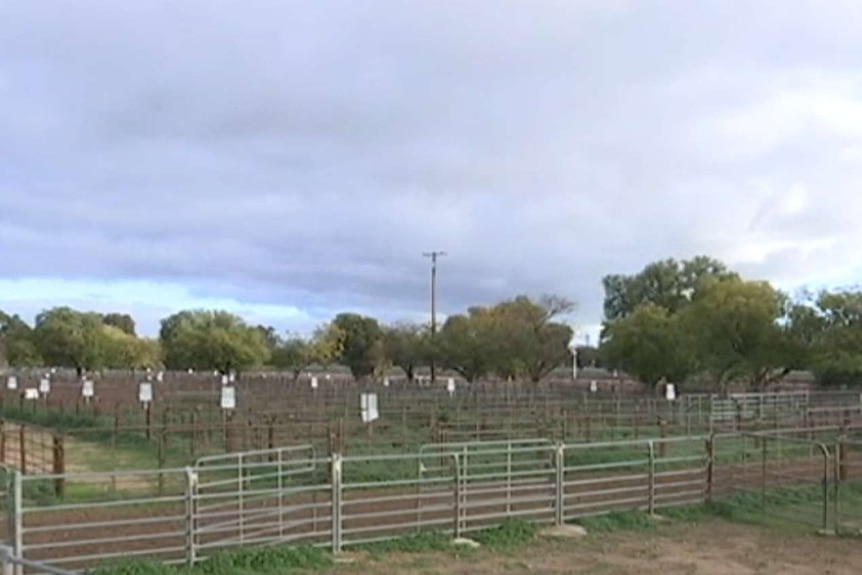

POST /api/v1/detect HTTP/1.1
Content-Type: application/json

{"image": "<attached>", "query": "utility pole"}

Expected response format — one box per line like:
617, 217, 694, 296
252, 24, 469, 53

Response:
423, 251, 446, 383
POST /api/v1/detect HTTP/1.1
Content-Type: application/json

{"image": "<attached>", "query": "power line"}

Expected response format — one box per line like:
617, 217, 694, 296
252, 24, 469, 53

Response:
422, 251, 446, 383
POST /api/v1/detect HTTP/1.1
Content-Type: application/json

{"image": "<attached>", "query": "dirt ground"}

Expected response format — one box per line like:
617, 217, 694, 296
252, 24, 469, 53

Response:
329, 519, 862, 575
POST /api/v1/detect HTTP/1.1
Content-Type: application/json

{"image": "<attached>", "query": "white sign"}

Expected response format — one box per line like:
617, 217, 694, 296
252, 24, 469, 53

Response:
156, 371, 164, 382
221, 386, 236, 410
39, 378, 51, 394
82, 380, 95, 398
383, 377, 390, 387
360, 393, 379, 423
228, 372, 236, 383
311, 376, 318, 389
138, 382, 153, 403
665, 383, 677, 401
446, 378, 456, 397
220, 374, 228, 385
589, 380, 598, 393
24, 388, 39, 400
6, 377, 17, 390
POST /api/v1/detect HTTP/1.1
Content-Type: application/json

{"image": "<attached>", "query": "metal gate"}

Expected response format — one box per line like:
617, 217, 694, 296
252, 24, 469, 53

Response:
191, 444, 330, 561
418, 439, 556, 534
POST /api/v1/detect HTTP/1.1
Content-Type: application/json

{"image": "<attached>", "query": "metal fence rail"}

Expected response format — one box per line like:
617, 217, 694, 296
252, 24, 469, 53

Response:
2, 427, 862, 572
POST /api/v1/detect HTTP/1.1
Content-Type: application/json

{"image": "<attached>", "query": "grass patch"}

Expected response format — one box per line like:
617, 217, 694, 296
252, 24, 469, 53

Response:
359, 530, 454, 554
93, 545, 332, 575
471, 518, 539, 549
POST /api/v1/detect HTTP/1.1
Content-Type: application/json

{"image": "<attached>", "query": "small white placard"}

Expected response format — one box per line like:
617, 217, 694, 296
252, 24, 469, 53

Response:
383, 377, 390, 387
360, 393, 379, 423
221, 374, 228, 385
24, 388, 39, 400
138, 382, 153, 403
156, 371, 164, 382
221, 386, 236, 410
665, 383, 677, 401
446, 378, 455, 397
6, 377, 17, 390
39, 378, 51, 394
82, 380, 95, 398
228, 372, 236, 383
311, 376, 318, 389
589, 380, 598, 393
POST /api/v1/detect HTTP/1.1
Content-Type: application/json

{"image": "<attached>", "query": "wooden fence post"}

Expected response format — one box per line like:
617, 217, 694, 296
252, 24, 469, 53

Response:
52, 435, 65, 498
18, 425, 26, 474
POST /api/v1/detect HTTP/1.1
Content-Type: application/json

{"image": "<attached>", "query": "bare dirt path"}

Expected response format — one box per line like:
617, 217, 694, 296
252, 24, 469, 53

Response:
330, 519, 862, 575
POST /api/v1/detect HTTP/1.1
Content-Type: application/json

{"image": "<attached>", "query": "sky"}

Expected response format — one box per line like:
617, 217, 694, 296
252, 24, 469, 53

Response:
2, 1, 862, 341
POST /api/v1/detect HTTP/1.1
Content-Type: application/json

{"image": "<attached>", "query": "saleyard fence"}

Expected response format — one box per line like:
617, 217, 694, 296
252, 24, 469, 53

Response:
2, 389, 861, 488
2, 425, 862, 573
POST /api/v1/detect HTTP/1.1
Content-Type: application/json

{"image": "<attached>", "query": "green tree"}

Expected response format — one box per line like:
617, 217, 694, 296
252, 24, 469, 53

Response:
331, 313, 383, 380
0, 311, 42, 368
601, 303, 695, 388
101, 313, 137, 336
683, 278, 791, 391
159, 310, 270, 374
33, 307, 108, 375
602, 256, 736, 322
489, 295, 575, 382
102, 326, 163, 369
271, 324, 343, 380
382, 322, 429, 382
792, 290, 862, 386
437, 308, 496, 382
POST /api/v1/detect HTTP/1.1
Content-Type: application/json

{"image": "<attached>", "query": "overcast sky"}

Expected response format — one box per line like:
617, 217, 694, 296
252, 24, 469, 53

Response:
2, 1, 862, 339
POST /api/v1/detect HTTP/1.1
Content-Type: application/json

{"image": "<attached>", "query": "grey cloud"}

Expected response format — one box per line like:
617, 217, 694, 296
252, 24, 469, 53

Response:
2, 0, 862, 329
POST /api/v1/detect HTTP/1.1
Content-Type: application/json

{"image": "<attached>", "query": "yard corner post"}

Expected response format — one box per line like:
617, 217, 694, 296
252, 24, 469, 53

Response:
184, 466, 199, 567
0, 545, 13, 575
11, 471, 22, 575
647, 440, 656, 517
705, 436, 715, 503
331, 453, 343, 554
554, 442, 565, 527
452, 452, 463, 539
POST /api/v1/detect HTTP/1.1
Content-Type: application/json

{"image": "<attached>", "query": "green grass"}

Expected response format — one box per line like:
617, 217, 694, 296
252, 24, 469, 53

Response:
93, 545, 332, 575
93, 520, 540, 575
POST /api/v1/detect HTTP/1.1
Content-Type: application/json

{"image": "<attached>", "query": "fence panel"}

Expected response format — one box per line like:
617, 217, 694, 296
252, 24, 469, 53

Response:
192, 445, 329, 559
836, 438, 862, 534
561, 436, 708, 521
339, 451, 456, 547
18, 468, 189, 573
455, 442, 557, 533
712, 432, 832, 531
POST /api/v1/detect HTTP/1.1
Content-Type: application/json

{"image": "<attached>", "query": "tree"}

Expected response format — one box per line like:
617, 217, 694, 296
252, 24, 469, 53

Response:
159, 310, 270, 373
102, 326, 163, 369
0, 311, 42, 368
255, 325, 281, 352
382, 322, 430, 382
271, 324, 343, 380
791, 290, 862, 386
601, 303, 695, 387
102, 313, 137, 336
331, 313, 383, 380
683, 278, 791, 391
602, 256, 736, 322
437, 309, 496, 382
33, 307, 109, 375
0, 311, 42, 367
488, 295, 575, 382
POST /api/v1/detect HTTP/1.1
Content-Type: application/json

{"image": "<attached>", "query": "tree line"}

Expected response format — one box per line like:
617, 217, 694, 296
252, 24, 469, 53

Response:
600, 255, 862, 389
3, 254, 862, 388
0, 295, 576, 382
